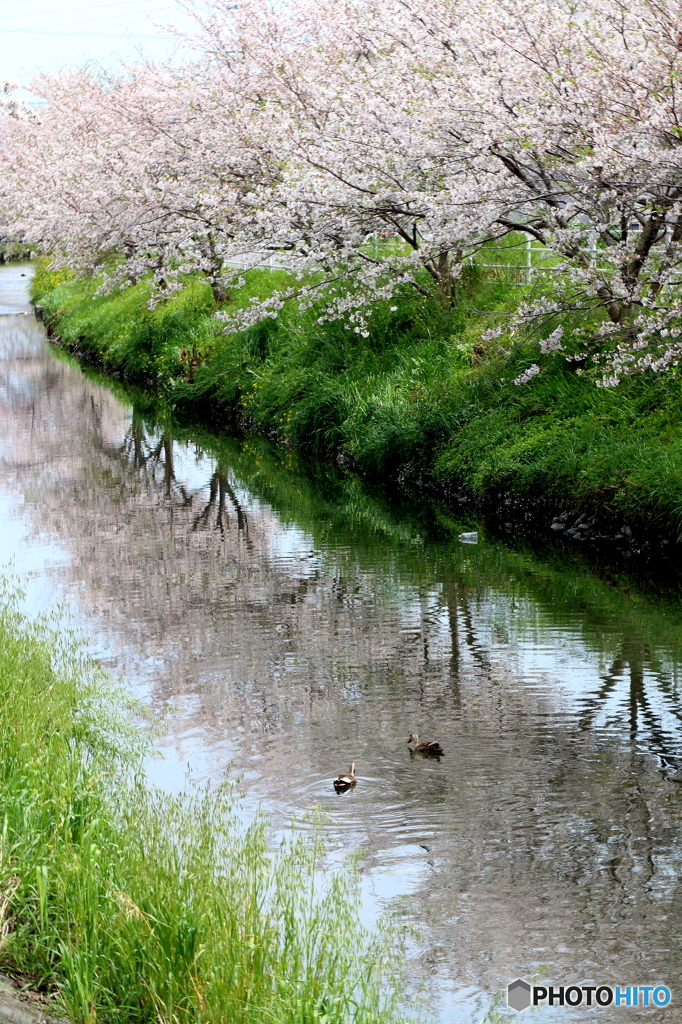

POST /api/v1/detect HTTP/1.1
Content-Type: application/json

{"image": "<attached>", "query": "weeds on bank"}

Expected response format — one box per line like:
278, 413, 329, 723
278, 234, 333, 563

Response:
0, 579, 409, 1024
30, 255, 682, 526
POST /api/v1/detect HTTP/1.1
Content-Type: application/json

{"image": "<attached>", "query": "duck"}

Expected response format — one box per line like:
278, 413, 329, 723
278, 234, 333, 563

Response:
408, 733, 444, 755
333, 762, 357, 791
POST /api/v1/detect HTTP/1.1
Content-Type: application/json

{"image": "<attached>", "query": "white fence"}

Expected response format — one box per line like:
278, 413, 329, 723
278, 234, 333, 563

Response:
473, 235, 558, 285
224, 226, 677, 288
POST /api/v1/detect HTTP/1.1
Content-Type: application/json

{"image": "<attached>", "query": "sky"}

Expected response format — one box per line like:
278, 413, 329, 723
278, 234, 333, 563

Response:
0, 0, 198, 95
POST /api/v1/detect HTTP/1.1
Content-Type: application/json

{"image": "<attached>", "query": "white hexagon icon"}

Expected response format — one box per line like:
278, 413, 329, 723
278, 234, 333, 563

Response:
507, 979, 532, 1012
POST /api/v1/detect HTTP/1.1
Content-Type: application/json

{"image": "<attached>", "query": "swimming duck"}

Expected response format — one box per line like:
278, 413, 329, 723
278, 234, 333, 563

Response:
408, 733, 444, 755
333, 762, 357, 791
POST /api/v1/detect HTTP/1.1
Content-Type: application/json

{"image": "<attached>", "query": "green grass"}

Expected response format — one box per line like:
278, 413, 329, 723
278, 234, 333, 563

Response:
0, 239, 33, 262
0, 578, 409, 1024
31, 257, 682, 531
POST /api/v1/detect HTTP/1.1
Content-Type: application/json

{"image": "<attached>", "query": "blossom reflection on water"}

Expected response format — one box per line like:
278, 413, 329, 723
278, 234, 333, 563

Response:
1, 264, 682, 1022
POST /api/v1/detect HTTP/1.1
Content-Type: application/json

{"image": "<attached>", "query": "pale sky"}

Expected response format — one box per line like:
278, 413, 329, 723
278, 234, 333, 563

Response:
0, 0, 198, 93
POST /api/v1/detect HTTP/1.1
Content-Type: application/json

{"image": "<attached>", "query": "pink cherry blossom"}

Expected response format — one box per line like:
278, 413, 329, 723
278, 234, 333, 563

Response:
2, 0, 682, 382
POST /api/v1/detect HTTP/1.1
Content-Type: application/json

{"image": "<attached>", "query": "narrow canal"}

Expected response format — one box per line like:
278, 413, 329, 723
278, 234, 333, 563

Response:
1, 263, 681, 1022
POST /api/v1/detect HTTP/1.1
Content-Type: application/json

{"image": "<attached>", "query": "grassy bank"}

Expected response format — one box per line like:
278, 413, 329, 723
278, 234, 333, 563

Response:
31, 261, 682, 536
0, 579, 408, 1024
0, 238, 33, 262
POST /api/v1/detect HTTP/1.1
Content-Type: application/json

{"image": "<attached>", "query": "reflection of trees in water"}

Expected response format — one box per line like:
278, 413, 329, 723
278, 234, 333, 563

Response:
82, 417, 682, 801
4, 325, 682, 1008
122, 416, 253, 546
577, 636, 682, 776
192, 469, 252, 547
366, 559, 682, 994
403, 603, 682, 995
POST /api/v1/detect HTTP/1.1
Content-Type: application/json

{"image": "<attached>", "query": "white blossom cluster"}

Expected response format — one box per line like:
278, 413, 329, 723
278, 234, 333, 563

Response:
3, 0, 682, 383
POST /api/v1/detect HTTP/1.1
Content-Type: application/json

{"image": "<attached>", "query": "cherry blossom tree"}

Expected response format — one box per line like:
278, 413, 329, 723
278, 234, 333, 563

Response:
391, 0, 682, 381
0, 63, 287, 305
184, 0, 500, 334
4, 0, 682, 381
179, 0, 682, 371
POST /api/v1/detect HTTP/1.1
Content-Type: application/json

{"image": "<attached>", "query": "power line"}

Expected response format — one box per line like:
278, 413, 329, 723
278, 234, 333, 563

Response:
4, 9, 181, 31
0, 0, 185, 16
0, 28, 178, 37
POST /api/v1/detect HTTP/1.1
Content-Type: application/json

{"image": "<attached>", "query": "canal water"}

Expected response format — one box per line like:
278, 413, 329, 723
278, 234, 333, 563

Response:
1, 262, 682, 1022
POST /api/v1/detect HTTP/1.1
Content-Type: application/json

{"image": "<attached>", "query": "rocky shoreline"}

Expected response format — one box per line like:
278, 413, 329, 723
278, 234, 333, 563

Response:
394, 468, 680, 569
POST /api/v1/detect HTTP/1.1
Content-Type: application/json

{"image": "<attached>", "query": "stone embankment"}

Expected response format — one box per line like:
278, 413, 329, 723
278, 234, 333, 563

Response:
0, 976, 59, 1024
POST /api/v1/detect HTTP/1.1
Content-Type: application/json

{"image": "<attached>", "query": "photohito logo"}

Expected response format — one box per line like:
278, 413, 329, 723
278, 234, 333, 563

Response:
507, 979, 671, 1012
